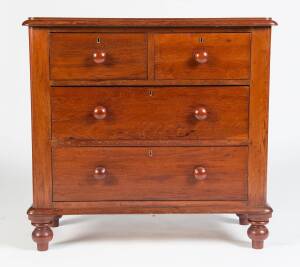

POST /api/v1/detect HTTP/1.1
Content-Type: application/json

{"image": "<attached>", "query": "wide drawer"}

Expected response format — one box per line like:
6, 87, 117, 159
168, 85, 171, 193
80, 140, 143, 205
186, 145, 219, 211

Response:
51, 86, 249, 142
53, 147, 248, 201
154, 33, 251, 80
50, 33, 147, 80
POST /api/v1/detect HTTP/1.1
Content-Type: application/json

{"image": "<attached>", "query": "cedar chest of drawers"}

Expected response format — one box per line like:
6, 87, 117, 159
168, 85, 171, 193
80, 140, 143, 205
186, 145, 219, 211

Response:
23, 17, 277, 251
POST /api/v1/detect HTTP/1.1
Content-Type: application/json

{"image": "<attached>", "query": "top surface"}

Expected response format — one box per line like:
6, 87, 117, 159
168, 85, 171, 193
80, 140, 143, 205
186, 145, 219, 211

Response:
22, 17, 277, 27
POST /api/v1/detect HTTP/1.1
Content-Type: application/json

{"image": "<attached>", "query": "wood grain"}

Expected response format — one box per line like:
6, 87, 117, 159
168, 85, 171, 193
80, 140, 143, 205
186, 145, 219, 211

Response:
29, 28, 52, 208
147, 33, 155, 80
52, 139, 249, 147
23, 17, 278, 27
28, 203, 273, 215
50, 79, 250, 86
155, 33, 251, 80
24, 18, 276, 250
51, 86, 249, 142
248, 28, 271, 206
50, 33, 147, 80
53, 146, 248, 201
47, 27, 268, 33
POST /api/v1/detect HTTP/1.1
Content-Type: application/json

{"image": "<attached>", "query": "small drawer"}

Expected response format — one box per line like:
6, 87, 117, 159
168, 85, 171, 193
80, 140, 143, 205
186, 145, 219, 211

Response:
154, 33, 251, 80
51, 86, 249, 143
53, 146, 248, 201
50, 33, 147, 80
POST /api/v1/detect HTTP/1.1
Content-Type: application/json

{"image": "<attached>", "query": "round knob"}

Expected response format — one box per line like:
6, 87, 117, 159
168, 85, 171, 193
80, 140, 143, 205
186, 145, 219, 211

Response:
94, 167, 106, 179
93, 51, 106, 64
93, 106, 107, 120
194, 51, 208, 64
194, 167, 207, 180
194, 107, 208, 120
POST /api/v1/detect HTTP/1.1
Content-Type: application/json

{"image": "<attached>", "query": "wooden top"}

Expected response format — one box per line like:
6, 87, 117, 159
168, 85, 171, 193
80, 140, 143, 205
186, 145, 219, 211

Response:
22, 17, 277, 28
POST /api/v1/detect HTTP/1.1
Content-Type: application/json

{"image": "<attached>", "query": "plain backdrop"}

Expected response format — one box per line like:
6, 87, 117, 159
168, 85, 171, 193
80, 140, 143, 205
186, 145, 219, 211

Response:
1, 0, 299, 266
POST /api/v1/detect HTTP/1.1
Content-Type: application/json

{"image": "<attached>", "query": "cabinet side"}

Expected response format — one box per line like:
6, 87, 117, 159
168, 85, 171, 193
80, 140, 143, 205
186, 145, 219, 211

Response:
248, 27, 271, 207
29, 28, 52, 208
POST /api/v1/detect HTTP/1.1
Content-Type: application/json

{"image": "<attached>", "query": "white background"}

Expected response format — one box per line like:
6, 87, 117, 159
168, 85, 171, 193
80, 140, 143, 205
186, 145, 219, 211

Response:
1, 0, 299, 266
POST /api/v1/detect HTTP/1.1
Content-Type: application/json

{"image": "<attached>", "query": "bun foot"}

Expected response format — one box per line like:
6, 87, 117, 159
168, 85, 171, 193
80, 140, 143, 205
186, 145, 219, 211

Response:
236, 214, 249, 225
28, 210, 55, 251
32, 226, 53, 251
247, 220, 269, 249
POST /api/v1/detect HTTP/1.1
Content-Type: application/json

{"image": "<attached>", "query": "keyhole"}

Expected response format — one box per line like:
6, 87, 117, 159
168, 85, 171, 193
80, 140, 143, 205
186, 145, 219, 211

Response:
148, 149, 153, 157
149, 90, 153, 96
96, 37, 101, 44
199, 37, 204, 43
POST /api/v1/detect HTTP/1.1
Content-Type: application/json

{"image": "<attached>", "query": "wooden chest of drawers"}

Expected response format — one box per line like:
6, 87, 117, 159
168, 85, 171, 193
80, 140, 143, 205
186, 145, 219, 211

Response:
23, 17, 277, 251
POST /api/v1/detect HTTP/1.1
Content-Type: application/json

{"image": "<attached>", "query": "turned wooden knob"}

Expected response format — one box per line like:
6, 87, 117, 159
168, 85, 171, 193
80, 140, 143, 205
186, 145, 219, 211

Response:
194, 166, 207, 180
94, 166, 106, 179
194, 51, 208, 64
194, 107, 208, 120
93, 51, 106, 64
93, 106, 107, 120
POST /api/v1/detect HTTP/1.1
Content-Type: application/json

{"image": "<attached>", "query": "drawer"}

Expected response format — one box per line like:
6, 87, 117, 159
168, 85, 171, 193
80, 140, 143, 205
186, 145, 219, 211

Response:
53, 147, 248, 201
154, 33, 251, 80
52, 86, 249, 142
50, 33, 147, 80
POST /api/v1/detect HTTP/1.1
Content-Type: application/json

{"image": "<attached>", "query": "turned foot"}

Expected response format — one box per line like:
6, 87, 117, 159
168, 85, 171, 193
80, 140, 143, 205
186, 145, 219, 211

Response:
247, 220, 269, 249
28, 209, 55, 251
50, 215, 62, 227
236, 214, 249, 225
32, 225, 53, 251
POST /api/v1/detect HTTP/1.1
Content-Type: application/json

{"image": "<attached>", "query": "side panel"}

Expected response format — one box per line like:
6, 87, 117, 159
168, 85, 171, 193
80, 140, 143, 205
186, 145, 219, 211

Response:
248, 28, 271, 206
29, 28, 52, 208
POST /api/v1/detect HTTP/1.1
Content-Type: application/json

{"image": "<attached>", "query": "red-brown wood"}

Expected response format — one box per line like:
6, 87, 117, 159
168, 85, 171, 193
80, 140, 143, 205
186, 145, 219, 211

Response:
50, 79, 250, 87
23, 17, 277, 27
147, 33, 155, 80
93, 105, 107, 120
248, 28, 271, 207
50, 215, 62, 227
32, 226, 53, 251
247, 221, 269, 249
94, 166, 107, 179
236, 213, 249, 225
28, 214, 54, 251
23, 18, 276, 250
50, 33, 147, 80
52, 139, 249, 147
194, 166, 207, 180
154, 33, 251, 80
92, 51, 106, 64
29, 28, 52, 208
53, 146, 248, 201
194, 50, 209, 64
51, 86, 249, 142
194, 106, 208, 121
28, 204, 273, 215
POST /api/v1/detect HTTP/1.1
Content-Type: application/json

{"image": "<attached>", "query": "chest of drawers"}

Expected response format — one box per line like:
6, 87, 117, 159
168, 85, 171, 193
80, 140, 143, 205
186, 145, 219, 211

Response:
23, 17, 277, 251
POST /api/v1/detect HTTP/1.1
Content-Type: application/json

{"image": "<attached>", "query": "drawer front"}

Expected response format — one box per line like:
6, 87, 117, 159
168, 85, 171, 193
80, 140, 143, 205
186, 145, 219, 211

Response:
52, 86, 249, 142
155, 33, 250, 80
53, 147, 248, 201
50, 33, 147, 80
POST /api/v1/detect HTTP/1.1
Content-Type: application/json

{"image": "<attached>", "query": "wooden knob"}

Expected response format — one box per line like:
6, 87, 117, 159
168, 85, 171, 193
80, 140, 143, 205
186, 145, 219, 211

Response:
194, 107, 208, 120
94, 167, 106, 179
194, 51, 208, 64
93, 106, 107, 120
194, 167, 207, 180
93, 51, 106, 64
